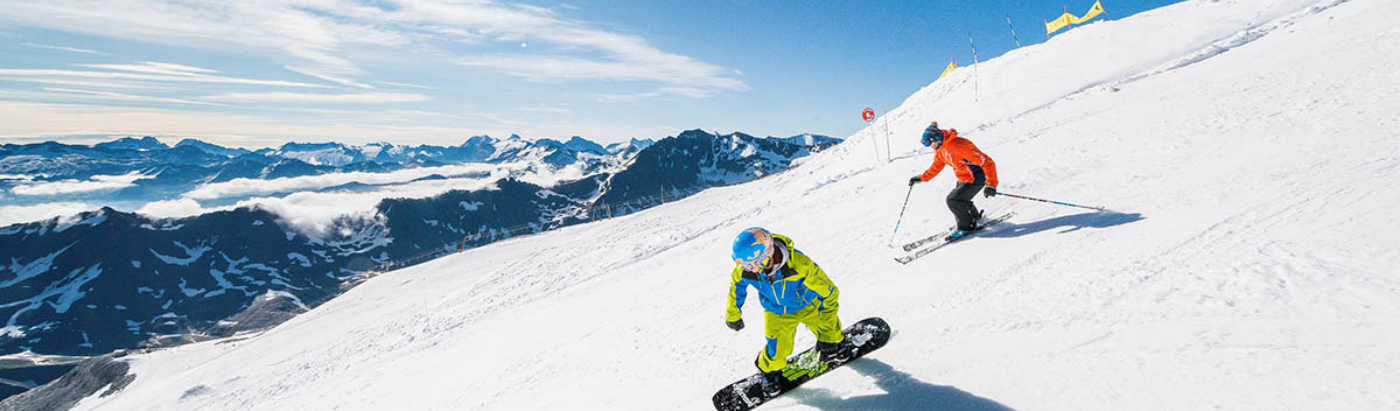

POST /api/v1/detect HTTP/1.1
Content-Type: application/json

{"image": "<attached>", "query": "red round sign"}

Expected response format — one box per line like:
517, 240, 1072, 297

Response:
861, 108, 875, 122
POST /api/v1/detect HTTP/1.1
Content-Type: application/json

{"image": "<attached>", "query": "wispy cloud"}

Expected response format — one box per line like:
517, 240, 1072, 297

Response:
0, 68, 328, 88
77, 61, 219, 75
377, 81, 436, 90
40, 87, 227, 106
10, 172, 153, 196
286, 66, 375, 89
598, 91, 661, 104
202, 91, 430, 104
22, 42, 106, 55
0, 77, 175, 90
518, 104, 572, 114
2, 0, 745, 102
458, 54, 745, 96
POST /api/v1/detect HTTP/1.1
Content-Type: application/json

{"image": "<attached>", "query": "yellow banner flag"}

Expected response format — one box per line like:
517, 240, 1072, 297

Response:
1045, 13, 1073, 35
939, 62, 957, 80
1070, 1, 1105, 24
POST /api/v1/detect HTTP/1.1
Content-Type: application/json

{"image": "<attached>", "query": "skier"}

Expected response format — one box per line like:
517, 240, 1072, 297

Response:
907, 121, 999, 239
725, 227, 852, 396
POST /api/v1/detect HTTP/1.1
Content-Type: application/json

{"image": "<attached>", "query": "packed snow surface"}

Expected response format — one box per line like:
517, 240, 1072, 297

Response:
72, 0, 1400, 409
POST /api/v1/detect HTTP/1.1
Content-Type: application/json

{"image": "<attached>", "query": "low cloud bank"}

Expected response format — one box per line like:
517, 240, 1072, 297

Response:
0, 201, 95, 226
10, 173, 152, 196
138, 171, 508, 237
184, 163, 503, 200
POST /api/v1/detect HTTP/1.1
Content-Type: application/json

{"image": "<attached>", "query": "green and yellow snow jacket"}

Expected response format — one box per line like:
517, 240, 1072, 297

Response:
726, 234, 839, 321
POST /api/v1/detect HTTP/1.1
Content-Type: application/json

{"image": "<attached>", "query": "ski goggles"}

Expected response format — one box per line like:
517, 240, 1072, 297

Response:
737, 254, 771, 273
921, 128, 944, 147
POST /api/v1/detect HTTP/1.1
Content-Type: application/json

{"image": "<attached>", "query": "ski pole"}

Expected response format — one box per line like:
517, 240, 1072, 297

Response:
998, 192, 1104, 211
889, 186, 914, 245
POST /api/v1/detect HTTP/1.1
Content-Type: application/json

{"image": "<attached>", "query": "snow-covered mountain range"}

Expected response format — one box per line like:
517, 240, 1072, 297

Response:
0, 135, 653, 222
8, 0, 1395, 409
596, 130, 838, 207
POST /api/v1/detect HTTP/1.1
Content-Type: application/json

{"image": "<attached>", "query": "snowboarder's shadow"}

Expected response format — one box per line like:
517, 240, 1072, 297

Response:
981, 211, 1144, 238
788, 358, 1017, 411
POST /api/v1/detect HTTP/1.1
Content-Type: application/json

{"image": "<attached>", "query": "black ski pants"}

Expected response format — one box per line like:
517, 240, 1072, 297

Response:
947, 182, 984, 231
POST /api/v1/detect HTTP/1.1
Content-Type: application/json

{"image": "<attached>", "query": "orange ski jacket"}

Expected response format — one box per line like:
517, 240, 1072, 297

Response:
918, 129, 999, 187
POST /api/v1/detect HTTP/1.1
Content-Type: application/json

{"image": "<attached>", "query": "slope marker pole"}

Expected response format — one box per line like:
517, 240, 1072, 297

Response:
1006, 15, 1021, 48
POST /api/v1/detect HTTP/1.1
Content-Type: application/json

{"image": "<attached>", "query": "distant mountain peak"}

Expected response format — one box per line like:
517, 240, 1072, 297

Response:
605, 138, 656, 154
95, 136, 168, 151
278, 141, 344, 151
677, 129, 713, 139
563, 136, 609, 155
175, 138, 250, 157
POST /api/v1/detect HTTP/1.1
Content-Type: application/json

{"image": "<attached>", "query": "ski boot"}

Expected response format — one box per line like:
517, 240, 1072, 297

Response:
759, 369, 783, 397
945, 208, 985, 241
817, 339, 854, 364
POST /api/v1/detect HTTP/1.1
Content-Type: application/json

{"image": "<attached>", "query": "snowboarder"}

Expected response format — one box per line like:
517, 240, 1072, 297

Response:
907, 121, 1000, 239
726, 227, 852, 396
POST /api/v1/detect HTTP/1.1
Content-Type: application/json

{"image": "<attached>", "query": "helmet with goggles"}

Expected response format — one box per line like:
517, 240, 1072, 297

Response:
921, 126, 944, 147
732, 227, 774, 273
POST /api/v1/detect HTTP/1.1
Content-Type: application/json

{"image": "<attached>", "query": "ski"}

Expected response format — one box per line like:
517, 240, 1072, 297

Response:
894, 212, 1015, 265
899, 211, 1013, 251
900, 227, 956, 252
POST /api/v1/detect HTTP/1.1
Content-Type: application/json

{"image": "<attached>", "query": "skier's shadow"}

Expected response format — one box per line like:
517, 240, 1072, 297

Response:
980, 211, 1144, 238
788, 359, 1017, 411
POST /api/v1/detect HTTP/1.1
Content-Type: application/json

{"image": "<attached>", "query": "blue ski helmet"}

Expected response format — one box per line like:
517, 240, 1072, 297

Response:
921, 126, 944, 147
732, 227, 774, 272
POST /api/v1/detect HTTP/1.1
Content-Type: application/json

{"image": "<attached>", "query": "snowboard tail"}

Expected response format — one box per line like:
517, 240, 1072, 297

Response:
711, 317, 892, 411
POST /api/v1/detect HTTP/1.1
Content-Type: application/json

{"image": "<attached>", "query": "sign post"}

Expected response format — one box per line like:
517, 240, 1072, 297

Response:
862, 107, 880, 164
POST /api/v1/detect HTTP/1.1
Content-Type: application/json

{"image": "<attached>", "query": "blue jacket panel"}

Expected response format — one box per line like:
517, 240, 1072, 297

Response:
726, 235, 839, 319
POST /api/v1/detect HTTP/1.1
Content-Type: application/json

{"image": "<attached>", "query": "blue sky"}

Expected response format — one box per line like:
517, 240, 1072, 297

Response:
0, 0, 1181, 148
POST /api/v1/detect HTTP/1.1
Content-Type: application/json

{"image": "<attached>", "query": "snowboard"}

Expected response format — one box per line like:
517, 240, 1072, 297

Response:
711, 317, 892, 411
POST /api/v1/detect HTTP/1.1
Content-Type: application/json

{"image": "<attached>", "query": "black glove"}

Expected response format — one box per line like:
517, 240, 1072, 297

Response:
908, 176, 922, 186
983, 186, 997, 197
726, 318, 745, 331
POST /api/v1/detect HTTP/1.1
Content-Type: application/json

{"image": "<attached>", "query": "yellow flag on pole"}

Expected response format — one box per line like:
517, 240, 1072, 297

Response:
939, 62, 957, 80
1071, 1, 1105, 24
1045, 13, 1072, 35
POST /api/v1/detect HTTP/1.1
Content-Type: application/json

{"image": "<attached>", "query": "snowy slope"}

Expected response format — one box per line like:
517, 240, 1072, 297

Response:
66, 0, 1400, 410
